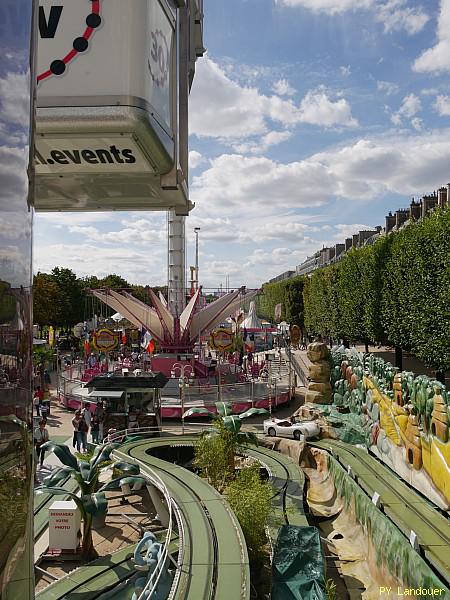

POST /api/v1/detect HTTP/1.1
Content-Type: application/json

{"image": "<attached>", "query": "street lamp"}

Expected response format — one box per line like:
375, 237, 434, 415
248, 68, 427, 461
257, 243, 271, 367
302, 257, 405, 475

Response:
265, 353, 274, 418
194, 227, 201, 290
171, 363, 194, 434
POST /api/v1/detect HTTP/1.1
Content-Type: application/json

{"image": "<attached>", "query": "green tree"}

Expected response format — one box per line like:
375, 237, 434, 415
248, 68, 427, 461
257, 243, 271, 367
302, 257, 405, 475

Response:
226, 465, 273, 564
33, 273, 60, 331
100, 274, 130, 289
50, 267, 84, 327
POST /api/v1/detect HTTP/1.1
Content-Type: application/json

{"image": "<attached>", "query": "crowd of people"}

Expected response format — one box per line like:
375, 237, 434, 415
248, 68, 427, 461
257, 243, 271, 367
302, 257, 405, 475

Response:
71, 402, 105, 453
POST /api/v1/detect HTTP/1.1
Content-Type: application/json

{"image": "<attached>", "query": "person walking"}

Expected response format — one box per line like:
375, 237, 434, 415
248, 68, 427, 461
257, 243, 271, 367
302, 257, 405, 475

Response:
72, 410, 82, 449
95, 401, 105, 442
33, 386, 44, 417
77, 414, 89, 453
34, 418, 49, 467
91, 415, 100, 444
82, 402, 91, 427
43, 369, 51, 391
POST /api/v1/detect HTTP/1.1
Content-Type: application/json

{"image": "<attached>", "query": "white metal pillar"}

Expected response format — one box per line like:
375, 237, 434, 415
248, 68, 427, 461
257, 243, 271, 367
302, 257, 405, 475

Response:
168, 211, 186, 317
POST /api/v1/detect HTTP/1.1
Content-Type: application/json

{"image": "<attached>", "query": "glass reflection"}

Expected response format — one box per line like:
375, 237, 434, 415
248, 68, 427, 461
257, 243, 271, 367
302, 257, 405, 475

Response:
0, 1, 35, 598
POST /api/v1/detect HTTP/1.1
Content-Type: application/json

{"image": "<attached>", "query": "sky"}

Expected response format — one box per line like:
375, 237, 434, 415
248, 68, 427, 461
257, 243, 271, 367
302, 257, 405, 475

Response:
27, 1, 450, 288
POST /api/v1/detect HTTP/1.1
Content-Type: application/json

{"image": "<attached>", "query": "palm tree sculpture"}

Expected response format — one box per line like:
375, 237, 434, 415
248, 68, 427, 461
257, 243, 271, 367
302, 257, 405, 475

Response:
36, 442, 146, 560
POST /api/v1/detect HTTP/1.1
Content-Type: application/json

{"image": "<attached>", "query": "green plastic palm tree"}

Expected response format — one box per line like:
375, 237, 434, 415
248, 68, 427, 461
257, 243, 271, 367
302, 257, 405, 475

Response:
36, 442, 145, 560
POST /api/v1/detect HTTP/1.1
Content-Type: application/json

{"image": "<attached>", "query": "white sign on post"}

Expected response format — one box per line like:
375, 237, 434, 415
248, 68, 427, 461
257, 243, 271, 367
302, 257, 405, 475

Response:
35, 0, 192, 214
48, 500, 81, 551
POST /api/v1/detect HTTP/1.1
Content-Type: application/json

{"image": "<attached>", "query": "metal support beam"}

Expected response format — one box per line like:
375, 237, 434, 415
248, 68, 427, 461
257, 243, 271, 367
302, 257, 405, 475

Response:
168, 211, 185, 317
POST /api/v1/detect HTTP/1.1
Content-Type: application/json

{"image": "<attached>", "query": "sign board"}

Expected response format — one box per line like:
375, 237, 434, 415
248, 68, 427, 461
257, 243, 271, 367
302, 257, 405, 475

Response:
210, 329, 234, 353
35, 136, 154, 174
35, 0, 193, 215
93, 328, 119, 352
49, 500, 81, 550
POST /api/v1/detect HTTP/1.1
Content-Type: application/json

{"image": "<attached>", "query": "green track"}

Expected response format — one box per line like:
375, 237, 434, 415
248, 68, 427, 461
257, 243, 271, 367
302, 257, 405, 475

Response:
310, 439, 450, 583
35, 435, 309, 599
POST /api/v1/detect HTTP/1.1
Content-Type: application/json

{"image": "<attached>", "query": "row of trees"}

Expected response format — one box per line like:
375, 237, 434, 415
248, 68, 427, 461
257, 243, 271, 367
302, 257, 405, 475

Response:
256, 276, 304, 326
258, 208, 450, 373
33, 267, 167, 330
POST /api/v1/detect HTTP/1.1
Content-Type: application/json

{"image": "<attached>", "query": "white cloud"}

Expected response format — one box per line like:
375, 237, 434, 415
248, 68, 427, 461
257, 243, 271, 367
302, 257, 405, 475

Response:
276, 0, 429, 34
375, 0, 429, 34
189, 150, 206, 169
272, 79, 296, 96
275, 0, 373, 15
0, 71, 30, 127
189, 57, 358, 143
35, 243, 167, 286
67, 219, 167, 246
298, 90, 359, 128
340, 66, 352, 77
434, 94, 450, 116
390, 93, 422, 126
414, 0, 450, 73
377, 80, 400, 96
191, 129, 450, 219
0, 145, 29, 210
232, 130, 292, 154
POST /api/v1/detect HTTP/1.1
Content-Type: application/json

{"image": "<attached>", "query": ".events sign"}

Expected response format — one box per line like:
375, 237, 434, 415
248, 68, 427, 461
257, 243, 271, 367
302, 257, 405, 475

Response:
35, 137, 153, 174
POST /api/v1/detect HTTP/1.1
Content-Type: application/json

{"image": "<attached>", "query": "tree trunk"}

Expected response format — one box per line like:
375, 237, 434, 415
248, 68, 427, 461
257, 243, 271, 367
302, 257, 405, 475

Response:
435, 370, 446, 384
394, 346, 403, 371
343, 338, 350, 349
364, 340, 369, 354
81, 513, 98, 561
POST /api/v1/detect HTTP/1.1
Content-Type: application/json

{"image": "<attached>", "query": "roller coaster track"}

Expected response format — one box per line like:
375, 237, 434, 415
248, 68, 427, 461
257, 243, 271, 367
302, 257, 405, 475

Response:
35, 434, 309, 599
117, 437, 250, 600
310, 439, 450, 584
123, 436, 309, 543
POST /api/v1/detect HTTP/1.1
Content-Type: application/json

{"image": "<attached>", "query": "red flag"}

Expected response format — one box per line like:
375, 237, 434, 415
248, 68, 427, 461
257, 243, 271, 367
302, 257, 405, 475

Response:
147, 339, 155, 354
84, 339, 91, 355
121, 327, 127, 345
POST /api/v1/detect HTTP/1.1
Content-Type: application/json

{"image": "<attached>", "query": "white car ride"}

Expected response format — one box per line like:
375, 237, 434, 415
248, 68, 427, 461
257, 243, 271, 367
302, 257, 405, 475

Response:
263, 418, 320, 441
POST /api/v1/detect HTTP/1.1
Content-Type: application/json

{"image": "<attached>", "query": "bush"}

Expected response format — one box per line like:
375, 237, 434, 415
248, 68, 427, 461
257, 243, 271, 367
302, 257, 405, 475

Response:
194, 420, 237, 492
226, 465, 273, 564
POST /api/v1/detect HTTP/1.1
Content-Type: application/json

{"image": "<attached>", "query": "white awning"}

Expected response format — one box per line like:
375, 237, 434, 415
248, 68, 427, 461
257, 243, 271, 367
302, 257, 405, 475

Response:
87, 390, 124, 398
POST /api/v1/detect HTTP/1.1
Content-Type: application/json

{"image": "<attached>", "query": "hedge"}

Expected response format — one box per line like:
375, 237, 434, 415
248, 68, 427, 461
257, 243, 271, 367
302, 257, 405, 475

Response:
258, 208, 450, 371
256, 276, 304, 326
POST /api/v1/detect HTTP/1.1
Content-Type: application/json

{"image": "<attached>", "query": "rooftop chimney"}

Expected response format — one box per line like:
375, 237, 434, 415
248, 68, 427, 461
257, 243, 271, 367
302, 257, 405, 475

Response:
345, 237, 352, 251
395, 209, 409, 229
438, 186, 448, 209
422, 194, 437, 218
409, 198, 421, 220
335, 243, 345, 258
385, 211, 396, 234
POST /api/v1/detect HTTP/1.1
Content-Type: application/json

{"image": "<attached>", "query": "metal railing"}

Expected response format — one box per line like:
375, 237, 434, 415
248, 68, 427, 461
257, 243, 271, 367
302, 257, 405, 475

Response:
112, 447, 181, 600
284, 346, 308, 387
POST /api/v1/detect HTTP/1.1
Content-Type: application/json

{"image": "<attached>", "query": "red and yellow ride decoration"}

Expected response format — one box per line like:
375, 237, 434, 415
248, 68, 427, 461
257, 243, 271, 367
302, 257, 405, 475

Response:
93, 328, 119, 352
210, 328, 234, 353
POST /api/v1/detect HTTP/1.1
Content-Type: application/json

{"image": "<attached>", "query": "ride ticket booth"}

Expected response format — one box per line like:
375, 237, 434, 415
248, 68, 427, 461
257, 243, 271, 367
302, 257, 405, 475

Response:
87, 372, 168, 432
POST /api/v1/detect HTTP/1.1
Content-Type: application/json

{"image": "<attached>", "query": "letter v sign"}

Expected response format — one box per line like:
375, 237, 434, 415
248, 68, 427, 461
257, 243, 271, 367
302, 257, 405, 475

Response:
39, 6, 63, 39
